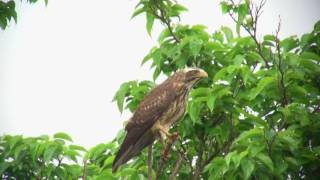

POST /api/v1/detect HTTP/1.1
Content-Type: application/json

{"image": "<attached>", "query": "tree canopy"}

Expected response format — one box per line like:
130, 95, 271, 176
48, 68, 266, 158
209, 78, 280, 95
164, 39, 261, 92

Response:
1, 0, 320, 179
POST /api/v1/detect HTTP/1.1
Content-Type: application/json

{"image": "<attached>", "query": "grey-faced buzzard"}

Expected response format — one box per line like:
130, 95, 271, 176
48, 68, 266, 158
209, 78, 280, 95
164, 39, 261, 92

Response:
112, 67, 208, 172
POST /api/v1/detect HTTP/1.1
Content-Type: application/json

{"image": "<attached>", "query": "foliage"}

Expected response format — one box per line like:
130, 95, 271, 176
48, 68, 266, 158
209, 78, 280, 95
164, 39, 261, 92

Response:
1, 0, 320, 179
0, 0, 47, 30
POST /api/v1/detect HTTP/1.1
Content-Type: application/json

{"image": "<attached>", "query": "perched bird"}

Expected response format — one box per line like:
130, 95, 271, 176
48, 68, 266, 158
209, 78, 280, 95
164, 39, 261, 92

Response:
112, 67, 208, 172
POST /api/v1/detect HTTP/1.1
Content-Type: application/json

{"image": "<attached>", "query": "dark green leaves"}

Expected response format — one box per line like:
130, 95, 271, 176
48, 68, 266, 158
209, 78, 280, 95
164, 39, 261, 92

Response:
241, 158, 255, 180
0, 0, 47, 30
0, 134, 83, 179
0, 1, 17, 29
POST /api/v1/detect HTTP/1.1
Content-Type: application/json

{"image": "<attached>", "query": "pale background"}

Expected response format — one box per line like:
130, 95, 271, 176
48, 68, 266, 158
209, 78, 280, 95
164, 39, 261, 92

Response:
0, 0, 319, 148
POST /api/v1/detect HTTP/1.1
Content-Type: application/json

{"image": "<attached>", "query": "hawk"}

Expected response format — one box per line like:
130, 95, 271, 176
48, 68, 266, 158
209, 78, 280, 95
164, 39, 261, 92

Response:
112, 67, 208, 172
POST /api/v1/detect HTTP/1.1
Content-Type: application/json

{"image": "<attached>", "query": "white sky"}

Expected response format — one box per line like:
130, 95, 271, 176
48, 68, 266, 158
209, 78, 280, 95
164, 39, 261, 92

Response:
0, 0, 319, 148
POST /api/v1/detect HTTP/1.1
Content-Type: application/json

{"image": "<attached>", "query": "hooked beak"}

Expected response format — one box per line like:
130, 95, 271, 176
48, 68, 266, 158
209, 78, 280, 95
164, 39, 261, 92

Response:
197, 70, 208, 78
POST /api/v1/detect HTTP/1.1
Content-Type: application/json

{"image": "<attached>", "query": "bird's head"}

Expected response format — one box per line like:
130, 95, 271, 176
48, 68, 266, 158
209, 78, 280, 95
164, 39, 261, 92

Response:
173, 67, 208, 89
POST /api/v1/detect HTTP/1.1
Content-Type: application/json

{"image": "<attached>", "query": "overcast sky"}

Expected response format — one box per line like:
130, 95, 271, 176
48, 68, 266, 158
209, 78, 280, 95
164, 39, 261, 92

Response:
0, 0, 319, 148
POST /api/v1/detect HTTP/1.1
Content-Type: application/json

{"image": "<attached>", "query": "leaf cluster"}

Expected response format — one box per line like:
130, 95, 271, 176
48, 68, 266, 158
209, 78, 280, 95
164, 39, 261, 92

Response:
0, 0, 47, 30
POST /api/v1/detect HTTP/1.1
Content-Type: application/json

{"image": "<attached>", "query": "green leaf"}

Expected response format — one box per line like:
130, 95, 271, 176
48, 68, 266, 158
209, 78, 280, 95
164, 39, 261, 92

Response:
233, 128, 263, 144
152, 48, 162, 67
171, 4, 188, 14
69, 145, 86, 152
256, 153, 274, 172
131, 7, 145, 19
221, 26, 233, 42
113, 82, 130, 113
236, 4, 248, 36
146, 13, 155, 36
153, 67, 161, 81
300, 52, 320, 62
241, 158, 255, 180
54, 132, 73, 142
280, 36, 298, 52
248, 76, 274, 100
43, 144, 56, 161
207, 95, 216, 112
220, 2, 232, 14
263, 35, 276, 42
188, 101, 201, 123
189, 38, 203, 57
158, 28, 170, 43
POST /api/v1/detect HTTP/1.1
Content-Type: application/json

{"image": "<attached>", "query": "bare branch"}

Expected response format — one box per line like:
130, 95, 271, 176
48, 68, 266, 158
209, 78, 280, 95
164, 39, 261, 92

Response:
227, 0, 270, 69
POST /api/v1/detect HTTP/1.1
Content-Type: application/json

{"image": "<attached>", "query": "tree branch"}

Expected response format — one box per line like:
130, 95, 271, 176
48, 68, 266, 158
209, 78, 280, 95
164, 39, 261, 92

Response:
169, 154, 183, 180
82, 159, 87, 180
148, 144, 153, 180
156, 135, 179, 180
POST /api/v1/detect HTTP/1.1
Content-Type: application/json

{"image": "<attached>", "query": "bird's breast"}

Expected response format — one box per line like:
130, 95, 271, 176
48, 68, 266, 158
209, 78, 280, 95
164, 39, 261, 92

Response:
160, 90, 188, 127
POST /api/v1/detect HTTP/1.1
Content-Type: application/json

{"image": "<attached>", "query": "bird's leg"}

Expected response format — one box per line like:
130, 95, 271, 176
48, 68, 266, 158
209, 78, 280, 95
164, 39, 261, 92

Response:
157, 126, 180, 160
158, 126, 179, 142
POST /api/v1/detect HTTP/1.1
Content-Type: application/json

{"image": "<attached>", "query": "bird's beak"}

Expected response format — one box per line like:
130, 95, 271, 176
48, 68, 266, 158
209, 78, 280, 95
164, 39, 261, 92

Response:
198, 70, 208, 78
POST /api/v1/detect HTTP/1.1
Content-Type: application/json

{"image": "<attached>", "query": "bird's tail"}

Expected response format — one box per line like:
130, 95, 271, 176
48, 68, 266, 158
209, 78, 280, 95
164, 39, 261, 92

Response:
112, 130, 155, 173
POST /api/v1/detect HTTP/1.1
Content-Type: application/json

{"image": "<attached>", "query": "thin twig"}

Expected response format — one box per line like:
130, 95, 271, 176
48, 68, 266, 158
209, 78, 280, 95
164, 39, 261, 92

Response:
148, 144, 153, 180
150, 0, 180, 42
228, 0, 270, 68
169, 154, 183, 180
274, 17, 288, 106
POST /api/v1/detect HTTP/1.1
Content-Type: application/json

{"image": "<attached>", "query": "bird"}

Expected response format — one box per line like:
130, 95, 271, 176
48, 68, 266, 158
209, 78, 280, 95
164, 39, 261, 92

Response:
112, 67, 208, 173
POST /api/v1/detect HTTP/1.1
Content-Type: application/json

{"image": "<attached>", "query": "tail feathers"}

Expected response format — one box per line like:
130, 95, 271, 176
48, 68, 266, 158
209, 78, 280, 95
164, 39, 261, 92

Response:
112, 130, 155, 173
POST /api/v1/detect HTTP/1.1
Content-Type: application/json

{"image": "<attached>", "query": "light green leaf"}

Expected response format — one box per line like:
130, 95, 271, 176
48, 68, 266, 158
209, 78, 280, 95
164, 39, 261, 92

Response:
146, 13, 154, 36
113, 82, 130, 113
131, 7, 145, 19
207, 95, 216, 112
188, 101, 201, 123
53, 132, 73, 142
236, 4, 248, 36
220, 2, 232, 14
69, 145, 86, 152
189, 38, 203, 57
221, 26, 233, 42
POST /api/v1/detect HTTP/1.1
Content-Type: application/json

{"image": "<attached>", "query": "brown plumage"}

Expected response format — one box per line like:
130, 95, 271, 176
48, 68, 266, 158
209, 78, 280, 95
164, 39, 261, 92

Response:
112, 68, 208, 172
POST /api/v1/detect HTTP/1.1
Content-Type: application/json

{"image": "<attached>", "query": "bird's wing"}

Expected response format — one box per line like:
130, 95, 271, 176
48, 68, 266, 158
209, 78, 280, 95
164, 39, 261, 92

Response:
112, 81, 177, 172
